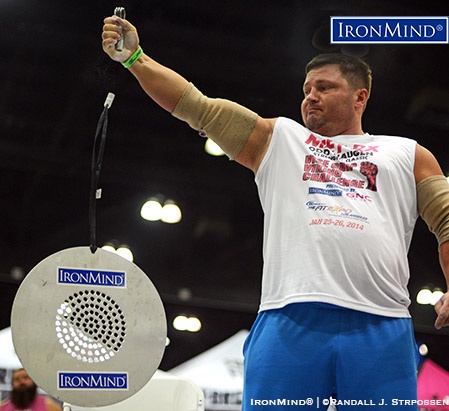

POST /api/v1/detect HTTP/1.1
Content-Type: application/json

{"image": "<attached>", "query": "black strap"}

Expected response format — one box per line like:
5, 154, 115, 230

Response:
89, 103, 110, 254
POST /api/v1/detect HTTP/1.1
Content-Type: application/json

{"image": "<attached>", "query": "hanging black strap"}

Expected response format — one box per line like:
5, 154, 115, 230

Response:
89, 93, 115, 254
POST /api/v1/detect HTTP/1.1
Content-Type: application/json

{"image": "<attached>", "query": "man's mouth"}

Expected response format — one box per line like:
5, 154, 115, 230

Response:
307, 106, 321, 114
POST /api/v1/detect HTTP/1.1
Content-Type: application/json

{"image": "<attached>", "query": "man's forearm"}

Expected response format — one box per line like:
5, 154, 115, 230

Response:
435, 241, 449, 328
439, 241, 449, 290
128, 52, 190, 113
102, 16, 189, 112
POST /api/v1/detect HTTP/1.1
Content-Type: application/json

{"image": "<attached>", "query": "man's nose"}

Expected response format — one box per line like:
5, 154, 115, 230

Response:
305, 89, 319, 102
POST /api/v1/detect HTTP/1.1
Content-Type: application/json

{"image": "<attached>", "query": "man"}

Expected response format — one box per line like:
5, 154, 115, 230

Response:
0, 368, 61, 411
101, 16, 449, 410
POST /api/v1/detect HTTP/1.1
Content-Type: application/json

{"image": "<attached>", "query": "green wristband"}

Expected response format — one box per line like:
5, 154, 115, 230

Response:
122, 46, 143, 68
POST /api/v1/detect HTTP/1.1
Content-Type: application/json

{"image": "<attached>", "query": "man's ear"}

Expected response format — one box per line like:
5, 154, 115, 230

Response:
355, 88, 369, 109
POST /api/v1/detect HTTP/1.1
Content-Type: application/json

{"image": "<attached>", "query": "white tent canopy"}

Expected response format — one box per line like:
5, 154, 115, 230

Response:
0, 327, 22, 370
170, 330, 248, 410
0, 327, 22, 402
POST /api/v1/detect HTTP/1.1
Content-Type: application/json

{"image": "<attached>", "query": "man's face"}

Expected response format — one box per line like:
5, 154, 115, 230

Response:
12, 369, 35, 390
11, 369, 37, 408
301, 64, 362, 137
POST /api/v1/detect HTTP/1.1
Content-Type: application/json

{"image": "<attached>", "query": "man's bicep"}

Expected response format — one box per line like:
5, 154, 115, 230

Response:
414, 144, 444, 183
235, 117, 277, 173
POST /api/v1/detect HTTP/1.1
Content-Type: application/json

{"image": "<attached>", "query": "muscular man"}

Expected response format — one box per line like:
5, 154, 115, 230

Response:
101, 16, 449, 410
0, 368, 61, 411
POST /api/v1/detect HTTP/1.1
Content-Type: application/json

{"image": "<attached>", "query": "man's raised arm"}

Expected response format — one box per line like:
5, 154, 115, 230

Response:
101, 16, 274, 171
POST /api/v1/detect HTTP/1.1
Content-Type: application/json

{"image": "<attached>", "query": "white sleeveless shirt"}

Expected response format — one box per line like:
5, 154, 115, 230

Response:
255, 117, 418, 318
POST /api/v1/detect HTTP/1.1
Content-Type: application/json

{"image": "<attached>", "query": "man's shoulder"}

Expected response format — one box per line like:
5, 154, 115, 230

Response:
44, 395, 62, 411
0, 398, 11, 410
365, 132, 415, 142
273, 117, 308, 135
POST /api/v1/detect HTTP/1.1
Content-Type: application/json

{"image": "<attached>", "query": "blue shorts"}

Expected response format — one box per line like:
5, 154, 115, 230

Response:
242, 303, 419, 410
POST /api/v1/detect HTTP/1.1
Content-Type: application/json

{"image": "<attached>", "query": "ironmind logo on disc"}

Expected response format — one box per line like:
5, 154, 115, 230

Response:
58, 372, 128, 390
57, 267, 126, 287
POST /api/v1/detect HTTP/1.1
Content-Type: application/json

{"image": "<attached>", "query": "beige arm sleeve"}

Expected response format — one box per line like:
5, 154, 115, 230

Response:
417, 175, 449, 247
171, 83, 258, 160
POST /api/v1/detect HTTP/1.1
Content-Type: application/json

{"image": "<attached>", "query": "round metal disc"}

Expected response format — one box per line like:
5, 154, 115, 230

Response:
11, 246, 166, 407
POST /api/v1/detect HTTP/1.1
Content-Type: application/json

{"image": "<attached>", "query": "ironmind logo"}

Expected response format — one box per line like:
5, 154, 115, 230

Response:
331, 16, 449, 44
58, 267, 126, 287
58, 372, 128, 390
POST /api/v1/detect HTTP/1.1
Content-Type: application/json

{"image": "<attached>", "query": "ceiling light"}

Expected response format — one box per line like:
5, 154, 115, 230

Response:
173, 315, 202, 332
416, 286, 444, 305
173, 315, 188, 331
101, 245, 116, 253
186, 317, 202, 332
140, 199, 163, 221
141, 198, 182, 224
161, 201, 182, 224
116, 247, 134, 262
419, 343, 429, 356
430, 289, 444, 306
416, 288, 433, 305
204, 138, 225, 156
101, 244, 134, 262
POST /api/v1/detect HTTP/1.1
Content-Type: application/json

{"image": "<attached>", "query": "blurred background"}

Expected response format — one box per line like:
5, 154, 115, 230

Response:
1, 0, 449, 373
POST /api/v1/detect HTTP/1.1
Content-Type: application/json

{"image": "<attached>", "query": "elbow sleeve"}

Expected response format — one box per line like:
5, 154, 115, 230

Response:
417, 175, 449, 247
171, 83, 258, 159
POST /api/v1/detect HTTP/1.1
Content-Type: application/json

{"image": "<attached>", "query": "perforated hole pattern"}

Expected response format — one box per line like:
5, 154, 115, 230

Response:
55, 290, 126, 363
